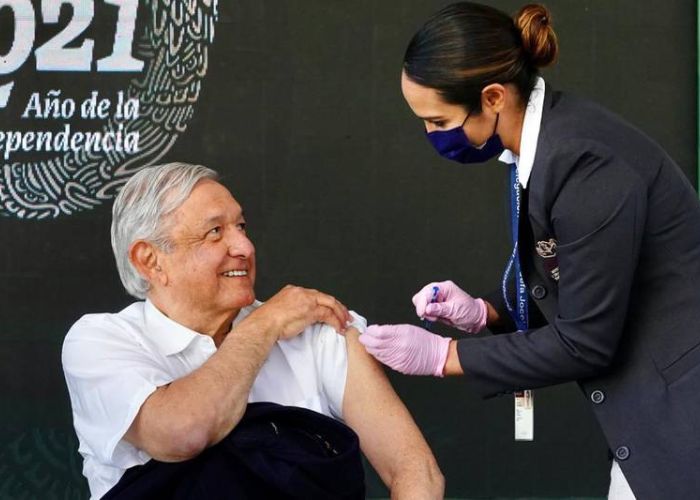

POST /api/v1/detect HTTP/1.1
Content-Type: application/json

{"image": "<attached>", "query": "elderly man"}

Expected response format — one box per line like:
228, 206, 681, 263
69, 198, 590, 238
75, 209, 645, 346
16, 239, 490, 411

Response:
62, 163, 444, 499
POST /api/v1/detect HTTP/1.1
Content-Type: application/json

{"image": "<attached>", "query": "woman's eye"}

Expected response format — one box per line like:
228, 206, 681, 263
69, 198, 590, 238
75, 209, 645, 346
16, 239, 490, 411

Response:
433, 121, 445, 128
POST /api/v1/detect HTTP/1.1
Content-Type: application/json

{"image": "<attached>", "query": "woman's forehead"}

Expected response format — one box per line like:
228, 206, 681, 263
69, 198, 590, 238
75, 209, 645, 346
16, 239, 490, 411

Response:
401, 72, 460, 118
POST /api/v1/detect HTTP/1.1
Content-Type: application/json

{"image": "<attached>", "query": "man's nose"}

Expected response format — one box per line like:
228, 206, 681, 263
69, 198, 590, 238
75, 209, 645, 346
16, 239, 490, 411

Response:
227, 231, 255, 258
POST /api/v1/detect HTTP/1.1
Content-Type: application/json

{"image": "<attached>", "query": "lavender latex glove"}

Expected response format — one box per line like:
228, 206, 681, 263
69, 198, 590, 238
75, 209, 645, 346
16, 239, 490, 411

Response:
358, 324, 451, 377
412, 280, 487, 333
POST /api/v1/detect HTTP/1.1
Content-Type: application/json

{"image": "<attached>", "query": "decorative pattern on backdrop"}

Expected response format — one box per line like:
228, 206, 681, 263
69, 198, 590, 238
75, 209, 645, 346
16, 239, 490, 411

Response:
0, 0, 219, 219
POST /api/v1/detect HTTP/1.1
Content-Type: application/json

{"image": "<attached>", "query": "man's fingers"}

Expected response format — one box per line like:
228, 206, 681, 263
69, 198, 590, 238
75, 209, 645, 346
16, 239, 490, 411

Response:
314, 292, 351, 328
315, 305, 347, 333
270, 285, 356, 336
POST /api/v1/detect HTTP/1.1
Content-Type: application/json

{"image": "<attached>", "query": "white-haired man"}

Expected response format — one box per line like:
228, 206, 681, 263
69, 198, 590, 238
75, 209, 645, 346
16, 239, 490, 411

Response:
62, 163, 444, 499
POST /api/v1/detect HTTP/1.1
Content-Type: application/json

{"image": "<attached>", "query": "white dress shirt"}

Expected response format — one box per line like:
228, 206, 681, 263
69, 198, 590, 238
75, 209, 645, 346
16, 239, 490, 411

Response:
62, 299, 364, 499
499, 76, 546, 188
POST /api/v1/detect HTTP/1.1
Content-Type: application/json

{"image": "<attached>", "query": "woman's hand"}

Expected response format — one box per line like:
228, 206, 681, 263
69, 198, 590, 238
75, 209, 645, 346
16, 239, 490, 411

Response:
359, 324, 450, 377
412, 280, 487, 333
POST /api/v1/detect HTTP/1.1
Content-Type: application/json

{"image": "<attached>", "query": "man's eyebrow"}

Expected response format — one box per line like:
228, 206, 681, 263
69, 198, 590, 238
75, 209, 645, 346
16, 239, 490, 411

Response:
200, 211, 245, 227
201, 215, 224, 227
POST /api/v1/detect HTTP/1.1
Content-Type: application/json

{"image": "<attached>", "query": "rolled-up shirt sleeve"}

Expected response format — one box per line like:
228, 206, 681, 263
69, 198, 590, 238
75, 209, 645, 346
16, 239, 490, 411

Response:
62, 316, 172, 468
311, 311, 366, 420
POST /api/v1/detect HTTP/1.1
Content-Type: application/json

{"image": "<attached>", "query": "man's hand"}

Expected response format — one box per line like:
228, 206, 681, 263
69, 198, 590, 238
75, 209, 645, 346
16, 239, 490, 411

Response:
253, 285, 352, 340
413, 280, 487, 333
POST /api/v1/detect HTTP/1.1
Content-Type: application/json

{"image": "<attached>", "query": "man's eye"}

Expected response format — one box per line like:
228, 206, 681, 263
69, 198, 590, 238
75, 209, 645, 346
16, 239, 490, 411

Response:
209, 226, 222, 235
433, 121, 446, 128
236, 222, 247, 231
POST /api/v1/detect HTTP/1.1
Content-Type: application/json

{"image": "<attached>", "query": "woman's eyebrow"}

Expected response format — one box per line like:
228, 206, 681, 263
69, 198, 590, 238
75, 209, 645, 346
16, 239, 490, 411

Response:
419, 115, 445, 121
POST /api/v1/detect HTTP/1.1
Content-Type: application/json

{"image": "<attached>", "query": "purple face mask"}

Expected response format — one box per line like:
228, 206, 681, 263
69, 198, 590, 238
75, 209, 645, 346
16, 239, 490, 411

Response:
426, 113, 504, 164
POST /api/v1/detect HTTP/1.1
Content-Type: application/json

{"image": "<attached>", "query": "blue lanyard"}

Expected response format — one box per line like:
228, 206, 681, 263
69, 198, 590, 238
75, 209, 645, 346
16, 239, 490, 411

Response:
501, 164, 529, 332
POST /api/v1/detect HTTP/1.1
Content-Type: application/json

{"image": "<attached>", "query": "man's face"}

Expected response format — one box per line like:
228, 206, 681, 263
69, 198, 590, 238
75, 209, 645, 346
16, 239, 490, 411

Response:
155, 179, 256, 319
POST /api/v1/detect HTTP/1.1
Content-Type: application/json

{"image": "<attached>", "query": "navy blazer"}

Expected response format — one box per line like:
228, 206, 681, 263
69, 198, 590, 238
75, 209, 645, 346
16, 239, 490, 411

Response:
102, 402, 365, 499
458, 86, 700, 498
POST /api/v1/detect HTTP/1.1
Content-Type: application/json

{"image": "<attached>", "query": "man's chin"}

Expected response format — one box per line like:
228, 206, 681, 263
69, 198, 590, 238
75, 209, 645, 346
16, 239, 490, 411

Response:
242, 292, 256, 307
231, 289, 255, 309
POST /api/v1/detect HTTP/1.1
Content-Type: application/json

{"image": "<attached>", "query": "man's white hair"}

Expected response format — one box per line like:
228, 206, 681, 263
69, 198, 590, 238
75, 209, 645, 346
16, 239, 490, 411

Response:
111, 162, 219, 299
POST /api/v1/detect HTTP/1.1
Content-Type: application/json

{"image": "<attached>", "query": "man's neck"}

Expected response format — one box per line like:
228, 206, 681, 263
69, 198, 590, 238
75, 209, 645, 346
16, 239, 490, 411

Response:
147, 294, 240, 344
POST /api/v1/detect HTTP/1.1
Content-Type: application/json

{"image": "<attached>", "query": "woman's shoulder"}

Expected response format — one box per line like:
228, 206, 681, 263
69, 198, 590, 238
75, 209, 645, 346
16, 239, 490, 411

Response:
541, 88, 661, 151
537, 88, 667, 174
541, 90, 624, 140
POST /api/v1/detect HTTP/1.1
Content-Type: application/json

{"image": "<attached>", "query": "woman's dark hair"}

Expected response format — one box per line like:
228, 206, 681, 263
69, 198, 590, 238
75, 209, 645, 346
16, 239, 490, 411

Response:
403, 2, 558, 113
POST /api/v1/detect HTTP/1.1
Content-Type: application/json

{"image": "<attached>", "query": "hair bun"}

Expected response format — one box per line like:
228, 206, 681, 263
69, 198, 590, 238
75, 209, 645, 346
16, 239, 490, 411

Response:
514, 4, 558, 68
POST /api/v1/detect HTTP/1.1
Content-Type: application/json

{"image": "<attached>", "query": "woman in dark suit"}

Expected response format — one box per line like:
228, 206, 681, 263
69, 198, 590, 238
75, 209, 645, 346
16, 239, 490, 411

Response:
359, 3, 700, 498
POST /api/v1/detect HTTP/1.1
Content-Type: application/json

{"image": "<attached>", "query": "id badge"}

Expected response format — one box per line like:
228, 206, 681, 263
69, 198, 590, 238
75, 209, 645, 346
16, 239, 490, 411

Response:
514, 390, 534, 441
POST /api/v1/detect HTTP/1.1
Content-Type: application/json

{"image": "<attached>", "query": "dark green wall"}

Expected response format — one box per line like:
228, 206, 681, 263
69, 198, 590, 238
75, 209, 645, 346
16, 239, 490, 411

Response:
0, 1, 695, 498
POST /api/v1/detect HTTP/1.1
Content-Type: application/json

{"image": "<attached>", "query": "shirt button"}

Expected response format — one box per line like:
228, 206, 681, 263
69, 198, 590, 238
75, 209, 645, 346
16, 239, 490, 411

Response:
590, 390, 605, 404
531, 285, 547, 300
615, 446, 630, 461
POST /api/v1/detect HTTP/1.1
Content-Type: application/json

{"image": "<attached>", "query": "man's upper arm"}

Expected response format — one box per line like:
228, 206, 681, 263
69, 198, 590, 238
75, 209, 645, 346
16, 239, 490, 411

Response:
341, 328, 443, 495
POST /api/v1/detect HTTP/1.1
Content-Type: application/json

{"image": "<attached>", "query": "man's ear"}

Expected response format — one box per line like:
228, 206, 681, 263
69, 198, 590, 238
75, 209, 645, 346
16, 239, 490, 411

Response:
481, 83, 506, 114
129, 240, 167, 287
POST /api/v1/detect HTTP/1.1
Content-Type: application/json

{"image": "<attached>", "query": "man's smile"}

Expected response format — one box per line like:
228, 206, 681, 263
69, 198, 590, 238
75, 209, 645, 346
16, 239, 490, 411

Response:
221, 270, 248, 277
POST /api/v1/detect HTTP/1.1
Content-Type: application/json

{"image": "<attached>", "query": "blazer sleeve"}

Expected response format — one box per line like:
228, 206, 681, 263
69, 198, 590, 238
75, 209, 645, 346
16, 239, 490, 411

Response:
458, 141, 647, 397
482, 287, 517, 334
482, 286, 548, 335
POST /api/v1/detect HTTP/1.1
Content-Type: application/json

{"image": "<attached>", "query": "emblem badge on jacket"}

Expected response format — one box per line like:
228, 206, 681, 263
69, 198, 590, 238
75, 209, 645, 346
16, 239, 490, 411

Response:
535, 238, 559, 282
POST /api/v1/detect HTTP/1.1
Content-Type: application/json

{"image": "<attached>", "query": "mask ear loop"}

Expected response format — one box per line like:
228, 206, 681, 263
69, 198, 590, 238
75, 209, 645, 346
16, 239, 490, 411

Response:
462, 108, 499, 135
492, 113, 500, 136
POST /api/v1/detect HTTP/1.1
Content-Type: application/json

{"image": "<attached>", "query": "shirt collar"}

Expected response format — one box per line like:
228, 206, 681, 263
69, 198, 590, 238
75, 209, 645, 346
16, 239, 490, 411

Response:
144, 300, 201, 356
498, 76, 546, 189
143, 299, 260, 357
